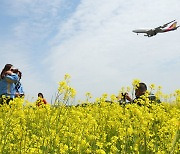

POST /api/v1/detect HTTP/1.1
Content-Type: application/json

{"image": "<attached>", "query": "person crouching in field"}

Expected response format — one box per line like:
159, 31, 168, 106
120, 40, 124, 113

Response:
125, 82, 147, 105
0, 64, 19, 105
36, 93, 47, 107
119, 82, 160, 105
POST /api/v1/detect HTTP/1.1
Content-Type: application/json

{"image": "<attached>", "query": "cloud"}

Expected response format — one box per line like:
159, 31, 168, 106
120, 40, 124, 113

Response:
1, 0, 180, 103
0, 0, 82, 102
47, 0, 180, 100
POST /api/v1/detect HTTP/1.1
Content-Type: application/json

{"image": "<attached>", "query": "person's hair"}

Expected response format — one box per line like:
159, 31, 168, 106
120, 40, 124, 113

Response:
18, 71, 22, 79
0, 64, 13, 79
138, 82, 147, 92
38, 93, 44, 98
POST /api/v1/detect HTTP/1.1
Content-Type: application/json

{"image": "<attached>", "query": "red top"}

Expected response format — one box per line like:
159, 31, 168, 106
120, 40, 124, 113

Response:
36, 98, 47, 106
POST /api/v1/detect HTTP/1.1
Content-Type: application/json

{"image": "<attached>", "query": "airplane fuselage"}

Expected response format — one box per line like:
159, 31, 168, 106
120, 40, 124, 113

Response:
133, 29, 158, 37
132, 29, 150, 33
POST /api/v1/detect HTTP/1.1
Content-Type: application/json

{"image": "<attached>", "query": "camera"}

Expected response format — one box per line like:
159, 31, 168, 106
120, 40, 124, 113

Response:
121, 92, 127, 101
11, 68, 19, 73
121, 92, 127, 97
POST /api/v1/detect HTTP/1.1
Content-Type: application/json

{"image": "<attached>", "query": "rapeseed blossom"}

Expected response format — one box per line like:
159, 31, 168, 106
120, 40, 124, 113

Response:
55, 74, 76, 105
132, 79, 140, 89
0, 76, 179, 153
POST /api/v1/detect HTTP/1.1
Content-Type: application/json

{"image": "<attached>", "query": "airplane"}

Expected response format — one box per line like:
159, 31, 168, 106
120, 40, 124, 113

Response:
132, 20, 180, 37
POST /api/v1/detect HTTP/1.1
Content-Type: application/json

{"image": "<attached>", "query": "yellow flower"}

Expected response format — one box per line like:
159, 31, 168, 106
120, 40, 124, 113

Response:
132, 79, 140, 89
126, 86, 131, 92
64, 73, 71, 80
96, 149, 106, 154
0, 75, 179, 153
149, 84, 156, 90
110, 94, 117, 102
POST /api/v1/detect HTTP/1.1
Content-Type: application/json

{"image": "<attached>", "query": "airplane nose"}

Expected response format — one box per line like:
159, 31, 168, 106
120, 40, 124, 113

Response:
132, 30, 137, 33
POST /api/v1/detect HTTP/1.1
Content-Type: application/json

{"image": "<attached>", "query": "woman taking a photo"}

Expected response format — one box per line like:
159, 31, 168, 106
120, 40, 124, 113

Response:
0, 64, 19, 104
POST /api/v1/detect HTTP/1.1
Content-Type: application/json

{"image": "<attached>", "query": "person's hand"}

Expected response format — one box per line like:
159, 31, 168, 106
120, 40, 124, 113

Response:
5, 70, 13, 75
125, 93, 132, 102
15, 93, 20, 97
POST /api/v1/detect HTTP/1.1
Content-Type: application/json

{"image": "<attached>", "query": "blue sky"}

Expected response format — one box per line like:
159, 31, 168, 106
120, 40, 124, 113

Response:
1, 0, 180, 103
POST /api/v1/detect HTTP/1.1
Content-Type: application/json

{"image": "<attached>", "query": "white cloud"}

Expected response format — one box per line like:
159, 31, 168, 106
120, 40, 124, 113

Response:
47, 0, 180, 100
1, 0, 180, 103
0, 0, 66, 102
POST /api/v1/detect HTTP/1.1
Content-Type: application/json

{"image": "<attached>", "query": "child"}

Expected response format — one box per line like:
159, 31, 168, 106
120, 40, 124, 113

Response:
36, 93, 47, 106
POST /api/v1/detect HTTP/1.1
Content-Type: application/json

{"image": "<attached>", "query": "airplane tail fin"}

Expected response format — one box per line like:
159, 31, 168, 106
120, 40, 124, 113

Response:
168, 22, 177, 29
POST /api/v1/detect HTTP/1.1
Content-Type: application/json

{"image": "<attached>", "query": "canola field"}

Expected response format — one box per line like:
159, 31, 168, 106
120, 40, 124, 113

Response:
0, 75, 179, 153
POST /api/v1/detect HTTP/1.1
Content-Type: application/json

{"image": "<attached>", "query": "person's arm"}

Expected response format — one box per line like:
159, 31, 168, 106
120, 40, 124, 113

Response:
5, 73, 19, 83
43, 99, 47, 104
20, 85, 25, 96
5, 70, 13, 75
125, 93, 133, 102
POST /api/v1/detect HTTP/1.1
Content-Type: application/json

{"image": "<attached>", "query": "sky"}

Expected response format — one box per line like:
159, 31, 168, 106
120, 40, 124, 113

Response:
0, 0, 180, 104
